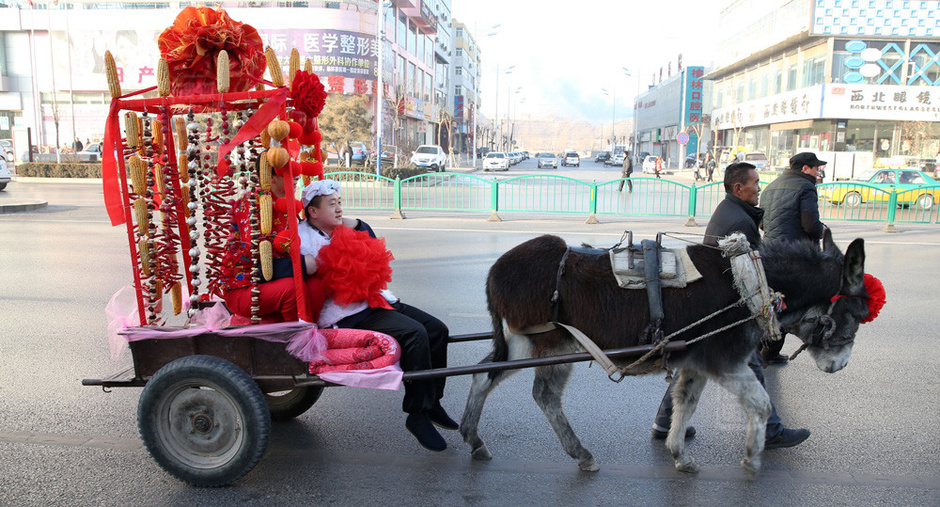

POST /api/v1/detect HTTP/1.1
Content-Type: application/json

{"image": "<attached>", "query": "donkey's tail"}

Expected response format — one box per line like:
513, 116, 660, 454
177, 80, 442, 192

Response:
488, 298, 509, 380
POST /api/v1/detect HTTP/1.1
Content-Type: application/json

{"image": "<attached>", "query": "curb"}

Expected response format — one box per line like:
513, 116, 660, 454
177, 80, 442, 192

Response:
0, 200, 49, 213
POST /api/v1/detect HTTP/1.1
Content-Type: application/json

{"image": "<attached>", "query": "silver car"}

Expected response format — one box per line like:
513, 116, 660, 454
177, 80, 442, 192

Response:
0, 157, 11, 191
537, 152, 558, 169
483, 152, 510, 171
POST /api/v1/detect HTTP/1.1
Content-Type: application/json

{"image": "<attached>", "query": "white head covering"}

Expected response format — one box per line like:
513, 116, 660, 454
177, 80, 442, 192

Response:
301, 179, 342, 208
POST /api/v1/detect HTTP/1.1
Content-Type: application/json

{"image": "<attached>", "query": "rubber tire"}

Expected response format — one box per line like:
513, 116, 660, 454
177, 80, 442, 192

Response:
138, 355, 271, 487
843, 191, 862, 208
0, 182, 6, 191
265, 387, 324, 421
916, 194, 934, 211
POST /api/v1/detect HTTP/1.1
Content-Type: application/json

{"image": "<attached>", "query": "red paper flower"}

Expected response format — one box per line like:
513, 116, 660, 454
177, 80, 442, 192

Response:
861, 274, 885, 324
291, 70, 328, 118
316, 226, 394, 308
158, 6, 266, 96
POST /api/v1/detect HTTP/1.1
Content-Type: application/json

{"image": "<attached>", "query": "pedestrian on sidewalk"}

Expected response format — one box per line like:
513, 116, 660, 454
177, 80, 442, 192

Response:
619, 151, 634, 192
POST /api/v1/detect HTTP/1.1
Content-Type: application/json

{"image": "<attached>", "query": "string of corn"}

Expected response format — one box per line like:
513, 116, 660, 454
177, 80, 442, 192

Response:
139, 238, 151, 277
134, 197, 148, 237
217, 50, 231, 93
265, 47, 283, 87
129, 156, 146, 195
305, 58, 313, 73
105, 51, 121, 98
157, 58, 170, 97
124, 112, 139, 149
152, 119, 164, 147
259, 194, 273, 235
259, 156, 271, 191
289, 48, 300, 85
259, 240, 273, 281
154, 163, 166, 196
171, 281, 182, 315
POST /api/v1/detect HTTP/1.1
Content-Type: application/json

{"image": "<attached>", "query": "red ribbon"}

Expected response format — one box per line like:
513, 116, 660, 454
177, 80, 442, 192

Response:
216, 88, 288, 176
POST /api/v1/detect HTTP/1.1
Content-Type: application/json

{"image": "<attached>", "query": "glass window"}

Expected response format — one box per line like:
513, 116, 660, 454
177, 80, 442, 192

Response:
748, 78, 757, 100
408, 23, 417, 56
456, 27, 464, 37
397, 14, 407, 46
456, 67, 462, 75
773, 70, 783, 94
424, 71, 432, 102
408, 61, 416, 95
456, 48, 463, 57
786, 65, 798, 91
397, 55, 406, 95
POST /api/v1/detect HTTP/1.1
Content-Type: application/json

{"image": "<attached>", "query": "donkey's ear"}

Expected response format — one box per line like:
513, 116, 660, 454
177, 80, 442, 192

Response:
842, 238, 865, 290
822, 226, 838, 253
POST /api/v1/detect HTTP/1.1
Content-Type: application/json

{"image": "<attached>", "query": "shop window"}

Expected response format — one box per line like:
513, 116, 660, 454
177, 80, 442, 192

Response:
786, 65, 797, 91
773, 70, 782, 94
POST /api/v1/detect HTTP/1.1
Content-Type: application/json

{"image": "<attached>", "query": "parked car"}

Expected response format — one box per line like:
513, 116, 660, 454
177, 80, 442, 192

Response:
820, 168, 940, 210
642, 155, 658, 173
537, 152, 558, 169
77, 142, 103, 162
410, 145, 446, 171
0, 157, 10, 190
608, 152, 625, 166
0, 140, 14, 163
595, 152, 611, 163
349, 142, 369, 165
522, 151, 530, 160
483, 151, 510, 171
738, 152, 770, 170
684, 153, 701, 168
366, 146, 396, 171
561, 151, 580, 167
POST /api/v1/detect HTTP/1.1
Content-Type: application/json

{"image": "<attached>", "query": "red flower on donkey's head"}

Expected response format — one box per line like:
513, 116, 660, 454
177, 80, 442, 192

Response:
157, 6, 266, 96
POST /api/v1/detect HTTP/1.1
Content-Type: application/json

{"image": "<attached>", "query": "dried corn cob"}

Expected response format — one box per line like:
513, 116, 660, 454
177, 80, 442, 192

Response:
217, 50, 230, 93
265, 47, 283, 87
124, 112, 139, 149
137, 115, 145, 156
105, 51, 121, 98
289, 49, 300, 84
139, 238, 151, 277
259, 240, 273, 281
256, 82, 265, 92
259, 156, 271, 191
152, 119, 164, 147
154, 163, 165, 195
157, 58, 170, 97
170, 281, 182, 315
134, 197, 148, 237
180, 184, 190, 216
154, 279, 163, 304
259, 194, 273, 235
129, 156, 145, 195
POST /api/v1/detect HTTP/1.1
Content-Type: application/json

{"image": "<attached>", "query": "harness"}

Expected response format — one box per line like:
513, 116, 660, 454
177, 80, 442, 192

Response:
512, 232, 784, 382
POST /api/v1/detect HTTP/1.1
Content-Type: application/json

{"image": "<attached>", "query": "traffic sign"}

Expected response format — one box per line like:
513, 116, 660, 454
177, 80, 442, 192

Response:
676, 132, 689, 145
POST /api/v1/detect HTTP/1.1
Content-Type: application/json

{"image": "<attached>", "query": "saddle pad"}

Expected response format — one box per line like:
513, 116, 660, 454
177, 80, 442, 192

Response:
610, 246, 703, 289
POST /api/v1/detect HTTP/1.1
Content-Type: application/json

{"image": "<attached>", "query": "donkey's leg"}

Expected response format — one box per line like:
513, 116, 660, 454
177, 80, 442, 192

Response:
461, 333, 533, 460
666, 368, 707, 473
711, 362, 771, 476
532, 363, 598, 472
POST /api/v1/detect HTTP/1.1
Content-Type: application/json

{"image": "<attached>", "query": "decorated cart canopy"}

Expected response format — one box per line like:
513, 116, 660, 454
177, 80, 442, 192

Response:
102, 6, 330, 328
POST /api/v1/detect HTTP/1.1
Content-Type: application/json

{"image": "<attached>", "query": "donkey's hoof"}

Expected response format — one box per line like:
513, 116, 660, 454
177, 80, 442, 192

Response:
470, 443, 493, 461
578, 457, 599, 472
741, 457, 761, 477
674, 456, 699, 473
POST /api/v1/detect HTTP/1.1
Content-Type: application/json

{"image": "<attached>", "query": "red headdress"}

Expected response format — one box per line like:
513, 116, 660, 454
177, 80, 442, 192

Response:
861, 274, 885, 324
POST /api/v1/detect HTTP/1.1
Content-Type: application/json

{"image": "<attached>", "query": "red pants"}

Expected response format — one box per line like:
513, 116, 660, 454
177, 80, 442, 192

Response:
224, 277, 326, 323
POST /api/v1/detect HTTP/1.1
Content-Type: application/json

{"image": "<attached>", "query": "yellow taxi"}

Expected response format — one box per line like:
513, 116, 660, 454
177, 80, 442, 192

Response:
821, 168, 940, 210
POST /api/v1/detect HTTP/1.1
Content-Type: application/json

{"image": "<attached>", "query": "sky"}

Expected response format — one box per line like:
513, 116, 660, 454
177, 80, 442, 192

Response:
451, 0, 723, 124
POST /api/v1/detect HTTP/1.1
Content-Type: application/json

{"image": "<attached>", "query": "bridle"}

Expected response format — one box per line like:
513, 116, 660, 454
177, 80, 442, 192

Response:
788, 291, 864, 360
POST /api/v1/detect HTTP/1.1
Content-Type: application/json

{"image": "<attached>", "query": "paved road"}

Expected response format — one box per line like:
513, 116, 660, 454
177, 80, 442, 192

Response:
1, 178, 938, 505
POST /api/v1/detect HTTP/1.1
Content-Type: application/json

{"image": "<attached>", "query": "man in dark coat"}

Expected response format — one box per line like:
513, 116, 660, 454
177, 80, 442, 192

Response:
618, 151, 633, 192
758, 152, 827, 361
760, 152, 826, 244
649, 162, 811, 450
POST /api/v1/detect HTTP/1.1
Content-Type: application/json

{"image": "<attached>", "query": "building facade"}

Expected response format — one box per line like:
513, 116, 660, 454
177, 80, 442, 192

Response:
634, 62, 713, 168
449, 19, 479, 154
0, 1, 440, 160
708, 0, 940, 178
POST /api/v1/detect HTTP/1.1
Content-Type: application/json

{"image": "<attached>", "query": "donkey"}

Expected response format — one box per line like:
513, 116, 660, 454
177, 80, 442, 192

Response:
460, 230, 870, 475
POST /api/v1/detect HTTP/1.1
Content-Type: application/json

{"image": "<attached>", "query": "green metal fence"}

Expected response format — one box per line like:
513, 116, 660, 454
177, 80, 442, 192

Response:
326, 171, 940, 228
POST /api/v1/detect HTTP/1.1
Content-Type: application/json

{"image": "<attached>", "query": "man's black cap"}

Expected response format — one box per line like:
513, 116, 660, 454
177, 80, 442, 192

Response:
790, 152, 827, 170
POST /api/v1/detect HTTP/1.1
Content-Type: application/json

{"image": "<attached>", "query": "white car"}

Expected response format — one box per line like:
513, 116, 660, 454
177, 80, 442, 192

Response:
739, 152, 770, 170
642, 155, 658, 173
410, 145, 446, 171
0, 140, 14, 163
483, 152, 510, 171
0, 157, 11, 191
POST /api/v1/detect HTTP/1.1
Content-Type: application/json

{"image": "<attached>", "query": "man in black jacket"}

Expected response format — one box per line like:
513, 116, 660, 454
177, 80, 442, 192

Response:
758, 152, 827, 362
650, 162, 811, 450
760, 152, 826, 243
618, 151, 633, 192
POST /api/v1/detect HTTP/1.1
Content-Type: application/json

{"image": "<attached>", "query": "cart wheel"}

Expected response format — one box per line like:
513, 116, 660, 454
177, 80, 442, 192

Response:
265, 387, 324, 421
137, 355, 271, 487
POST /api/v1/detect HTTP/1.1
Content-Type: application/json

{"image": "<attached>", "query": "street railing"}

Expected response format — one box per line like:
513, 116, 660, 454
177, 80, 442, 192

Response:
324, 171, 940, 228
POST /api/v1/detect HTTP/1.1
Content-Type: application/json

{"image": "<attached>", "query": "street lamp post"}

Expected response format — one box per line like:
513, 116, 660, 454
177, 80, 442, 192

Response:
375, 1, 392, 176
602, 67, 632, 155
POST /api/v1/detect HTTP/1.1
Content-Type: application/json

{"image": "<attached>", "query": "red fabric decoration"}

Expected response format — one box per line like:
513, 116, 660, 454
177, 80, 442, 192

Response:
301, 161, 324, 179
157, 6, 266, 96
290, 70, 328, 118
297, 131, 319, 146
316, 225, 394, 309
861, 274, 885, 324
308, 328, 401, 374
288, 121, 303, 139
273, 229, 296, 255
